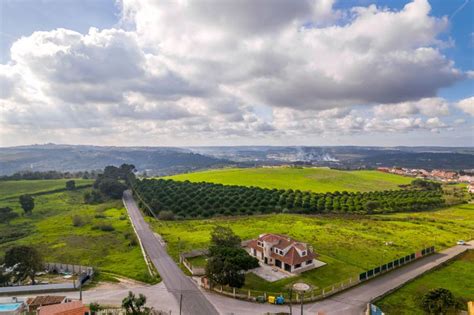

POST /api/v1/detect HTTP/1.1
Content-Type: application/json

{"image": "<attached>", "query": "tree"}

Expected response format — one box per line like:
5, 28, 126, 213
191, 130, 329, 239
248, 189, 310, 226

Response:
65, 180, 76, 190
0, 263, 11, 287
157, 210, 175, 220
0, 207, 19, 223
205, 226, 258, 288
19, 194, 34, 214
84, 190, 103, 204
89, 302, 101, 315
210, 226, 241, 248
365, 201, 380, 214
4, 246, 43, 285
421, 288, 456, 315
121, 291, 150, 315
98, 179, 127, 199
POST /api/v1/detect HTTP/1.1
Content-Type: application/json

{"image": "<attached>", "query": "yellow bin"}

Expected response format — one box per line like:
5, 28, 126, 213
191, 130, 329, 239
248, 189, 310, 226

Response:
268, 296, 276, 304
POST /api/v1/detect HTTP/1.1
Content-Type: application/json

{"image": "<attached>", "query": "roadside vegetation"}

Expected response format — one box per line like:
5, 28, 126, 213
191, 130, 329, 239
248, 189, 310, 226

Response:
150, 204, 474, 293
135, 178, 445, 218
165, 167, 413, 192
376, 250, 474, 314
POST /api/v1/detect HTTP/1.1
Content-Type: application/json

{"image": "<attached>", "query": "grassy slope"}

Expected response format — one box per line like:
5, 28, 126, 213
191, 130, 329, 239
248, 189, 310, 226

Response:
150, 204, 474, 292
0, 179, 94, 200
165, 167, 412, 193
0, 186, 153, 283
377, 250, 474, 314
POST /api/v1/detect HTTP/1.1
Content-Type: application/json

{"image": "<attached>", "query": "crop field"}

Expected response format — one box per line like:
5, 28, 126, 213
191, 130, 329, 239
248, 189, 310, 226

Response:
165, 167, 413, 193
0, 184, 154, 283
376, 250, 474, 314
0, 178, 94, 200
150, 204, 474, 293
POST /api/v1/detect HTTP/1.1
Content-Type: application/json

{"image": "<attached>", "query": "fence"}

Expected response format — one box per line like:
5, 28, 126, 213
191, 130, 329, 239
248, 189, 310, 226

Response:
180, 250, 208, 276
202, 246, 436, 304
0, 263, 94, 295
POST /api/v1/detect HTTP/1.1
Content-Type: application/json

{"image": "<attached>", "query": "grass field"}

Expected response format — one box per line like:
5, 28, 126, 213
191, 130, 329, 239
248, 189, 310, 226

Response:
376, 250, 474, 314
0, 178, 94, 200
150, 204, 474, 293
0, 183, 155, 283
165, 167, 413, 193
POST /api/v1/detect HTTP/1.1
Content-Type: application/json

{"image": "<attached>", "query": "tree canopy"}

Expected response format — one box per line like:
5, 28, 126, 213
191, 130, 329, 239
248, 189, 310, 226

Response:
421, 288, 457, 315
19, 194, 35, 214
121, 291, 150, 315
4, 246, 43, 285
205, 226, 258, 288
134, 178, 445, 218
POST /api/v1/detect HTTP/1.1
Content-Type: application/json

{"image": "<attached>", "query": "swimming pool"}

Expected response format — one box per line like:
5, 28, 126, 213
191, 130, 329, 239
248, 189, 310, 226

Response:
0, 303, 22, 312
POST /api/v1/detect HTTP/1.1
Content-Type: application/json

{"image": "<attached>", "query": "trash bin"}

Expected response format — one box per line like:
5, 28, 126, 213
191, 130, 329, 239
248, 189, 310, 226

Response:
256, 296, 265, 303
276, 296, 285, 305
268, 296, 276, 304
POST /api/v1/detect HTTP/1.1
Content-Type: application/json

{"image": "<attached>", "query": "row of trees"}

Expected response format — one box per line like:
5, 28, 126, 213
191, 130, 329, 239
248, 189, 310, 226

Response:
134, 179, 445, 219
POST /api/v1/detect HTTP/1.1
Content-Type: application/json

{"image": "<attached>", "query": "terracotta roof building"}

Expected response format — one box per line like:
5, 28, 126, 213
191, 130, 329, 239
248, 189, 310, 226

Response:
38, 301, 89, 315
26, 296, 67, 312
246, 234, 317, 273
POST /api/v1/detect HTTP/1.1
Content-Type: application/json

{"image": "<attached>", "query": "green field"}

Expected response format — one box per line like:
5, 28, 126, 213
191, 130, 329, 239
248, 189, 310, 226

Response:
150, 204, 474, 293
165, 167, 413, 193
0, 183, 154, 283
0, 178, 94, 200
377, 250, 474, 314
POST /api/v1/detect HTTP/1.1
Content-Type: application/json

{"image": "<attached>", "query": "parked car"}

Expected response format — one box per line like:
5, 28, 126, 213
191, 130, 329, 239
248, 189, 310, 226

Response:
457, 240, 466, 245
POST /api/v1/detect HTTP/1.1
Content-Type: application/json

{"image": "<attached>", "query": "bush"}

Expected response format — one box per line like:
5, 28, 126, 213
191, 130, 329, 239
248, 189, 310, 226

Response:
94, 213, 106, 219
92, 223, 115, 232
72, 215, 86, 227
158, 210, 175, 220
119, 215, 127, 220
421, 288, 456, 314
124, 232, 138, 246
84, 190, 104, 204
65, 180, 76, 190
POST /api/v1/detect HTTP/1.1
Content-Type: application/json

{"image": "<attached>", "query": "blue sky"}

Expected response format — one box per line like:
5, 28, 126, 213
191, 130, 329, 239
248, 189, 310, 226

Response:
0, 0, 472, 147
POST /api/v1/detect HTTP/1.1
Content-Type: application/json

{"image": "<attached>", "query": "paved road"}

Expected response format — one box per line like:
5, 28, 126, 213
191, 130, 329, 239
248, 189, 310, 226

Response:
123, 190, 219, 315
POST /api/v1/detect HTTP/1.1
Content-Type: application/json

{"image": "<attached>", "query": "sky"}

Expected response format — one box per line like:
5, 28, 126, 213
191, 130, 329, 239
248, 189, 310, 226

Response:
0, 0, 473, 147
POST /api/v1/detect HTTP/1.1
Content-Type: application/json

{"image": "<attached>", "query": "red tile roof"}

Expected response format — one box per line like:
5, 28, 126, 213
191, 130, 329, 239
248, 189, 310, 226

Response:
38, 301, 89, 315
247, 234, 317, 266
27, 296, 66, 309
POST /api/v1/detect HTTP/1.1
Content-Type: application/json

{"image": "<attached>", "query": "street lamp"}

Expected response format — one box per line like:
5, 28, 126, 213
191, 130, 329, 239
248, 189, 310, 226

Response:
292, 283, 310, 315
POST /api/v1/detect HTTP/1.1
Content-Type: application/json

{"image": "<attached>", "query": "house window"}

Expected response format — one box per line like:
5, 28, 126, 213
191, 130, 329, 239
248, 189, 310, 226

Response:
306, 259, 313, 265
257, 241, 262, 247
301, 250, 306, 256
294, 263, 302, 269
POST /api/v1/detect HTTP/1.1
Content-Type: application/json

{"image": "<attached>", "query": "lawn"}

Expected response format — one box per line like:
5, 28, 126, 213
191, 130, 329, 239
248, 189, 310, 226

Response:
376, 250, 474, 314
164, 167, 413, 193
187, 255, 208, 268
150, 203, 474, 293
0, 178, 94, 200
0, 185, 155, 283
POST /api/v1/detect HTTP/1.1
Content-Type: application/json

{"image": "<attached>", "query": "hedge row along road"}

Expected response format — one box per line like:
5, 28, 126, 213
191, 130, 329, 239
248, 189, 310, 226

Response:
134, 178, 444, 218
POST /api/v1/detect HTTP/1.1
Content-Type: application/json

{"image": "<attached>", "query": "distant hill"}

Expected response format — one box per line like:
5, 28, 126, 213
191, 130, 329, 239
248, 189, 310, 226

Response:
0, 144, 233, 176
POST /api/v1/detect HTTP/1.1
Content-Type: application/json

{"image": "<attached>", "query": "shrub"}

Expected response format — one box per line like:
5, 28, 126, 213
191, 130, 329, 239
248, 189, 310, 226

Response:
94, 213, 106, 219
119, 215, 127, 220
72, 215, 86, 227
92, 223, 115, 232
421, 288, 456, 314
158, 210, 175, 220
84, 190, 104, 204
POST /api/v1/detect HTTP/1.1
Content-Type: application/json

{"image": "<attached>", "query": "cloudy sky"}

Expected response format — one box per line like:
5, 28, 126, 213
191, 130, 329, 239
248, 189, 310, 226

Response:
0, 0, 473, 147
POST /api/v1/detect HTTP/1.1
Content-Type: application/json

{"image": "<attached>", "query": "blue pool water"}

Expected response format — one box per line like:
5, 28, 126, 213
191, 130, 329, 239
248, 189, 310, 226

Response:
0, 303, 22, 311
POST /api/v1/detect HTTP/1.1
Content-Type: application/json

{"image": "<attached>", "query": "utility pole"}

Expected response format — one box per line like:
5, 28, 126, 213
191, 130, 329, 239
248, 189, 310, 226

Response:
179, 293, 183, 315
300, 291, 304, 315
289, 288, 293, 315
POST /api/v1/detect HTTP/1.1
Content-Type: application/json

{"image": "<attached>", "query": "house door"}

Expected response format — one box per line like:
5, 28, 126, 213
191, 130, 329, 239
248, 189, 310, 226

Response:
284, 263, 291, 272
264, 257, 268, 264
275, 259, 282, 268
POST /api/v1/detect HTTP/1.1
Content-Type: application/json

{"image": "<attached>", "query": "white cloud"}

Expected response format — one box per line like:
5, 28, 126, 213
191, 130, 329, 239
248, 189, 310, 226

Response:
456, 97, 474, 116
0, 0, 471, 146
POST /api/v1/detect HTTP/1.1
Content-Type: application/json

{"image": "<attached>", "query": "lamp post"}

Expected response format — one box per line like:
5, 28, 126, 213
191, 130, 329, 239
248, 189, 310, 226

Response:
292, 283, 310, 315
